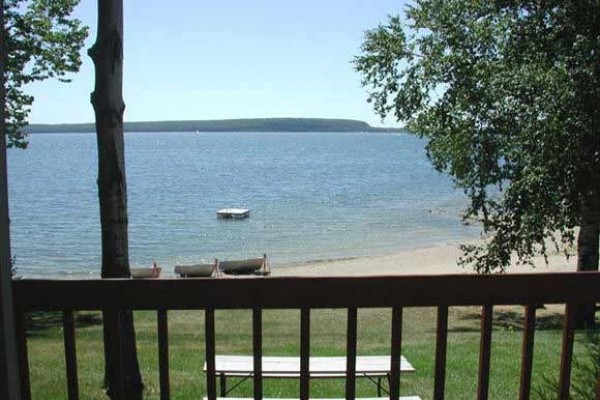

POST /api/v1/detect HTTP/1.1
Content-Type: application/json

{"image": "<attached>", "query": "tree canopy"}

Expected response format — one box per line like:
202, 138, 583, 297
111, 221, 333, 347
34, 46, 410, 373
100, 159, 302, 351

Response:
355, 0, 600, 273
3, 0, 87, 148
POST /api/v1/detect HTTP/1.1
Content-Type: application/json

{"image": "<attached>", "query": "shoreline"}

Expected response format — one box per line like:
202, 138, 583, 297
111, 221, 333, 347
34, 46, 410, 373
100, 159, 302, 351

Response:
17, 241, 577, 279
272, 242, 577, 277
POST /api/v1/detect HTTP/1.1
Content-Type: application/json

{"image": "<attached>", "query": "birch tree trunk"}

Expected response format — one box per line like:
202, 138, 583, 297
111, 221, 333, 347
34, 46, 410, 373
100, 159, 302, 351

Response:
88, 0, 143, 397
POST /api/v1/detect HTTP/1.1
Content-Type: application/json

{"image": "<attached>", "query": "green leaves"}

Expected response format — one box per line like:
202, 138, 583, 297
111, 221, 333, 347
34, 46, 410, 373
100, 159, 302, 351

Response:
3, 0, 88, 148
354, 16, 409, 120
355, 0, 600, 273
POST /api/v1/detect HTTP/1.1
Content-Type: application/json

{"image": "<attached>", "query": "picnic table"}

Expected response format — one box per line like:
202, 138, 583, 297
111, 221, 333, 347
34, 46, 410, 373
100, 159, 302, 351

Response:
203, 355, 415, 397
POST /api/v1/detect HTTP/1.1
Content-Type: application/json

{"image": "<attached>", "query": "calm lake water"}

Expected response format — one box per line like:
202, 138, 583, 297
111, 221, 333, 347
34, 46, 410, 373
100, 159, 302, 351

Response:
7, 132, 479, 277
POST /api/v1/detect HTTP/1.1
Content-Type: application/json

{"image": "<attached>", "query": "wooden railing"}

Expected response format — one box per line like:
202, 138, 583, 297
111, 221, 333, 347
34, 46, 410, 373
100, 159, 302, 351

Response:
12, 272, 600, 400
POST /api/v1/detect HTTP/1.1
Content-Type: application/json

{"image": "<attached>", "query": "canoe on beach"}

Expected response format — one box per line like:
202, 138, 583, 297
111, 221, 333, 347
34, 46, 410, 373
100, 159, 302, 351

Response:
174, 263, 216, 277
219, 257, 265, 275
175, 255, 270, 277
130, 267, 162, 279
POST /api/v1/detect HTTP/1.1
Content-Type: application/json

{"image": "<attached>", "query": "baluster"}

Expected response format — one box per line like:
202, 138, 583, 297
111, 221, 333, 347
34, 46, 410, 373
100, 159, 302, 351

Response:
477, 305, 493, 400
346, 307, 357, 400
389, 307, 403, 400
16, 311, 31, 400
558, 304, 575, 399
300, 308, 310, 400
253, 308, 263, 400
63, 311, 79, 400
434, 306, 449, 400
518, 305, 536, 400
205, 308, 216, 400
157, 309, 170, 400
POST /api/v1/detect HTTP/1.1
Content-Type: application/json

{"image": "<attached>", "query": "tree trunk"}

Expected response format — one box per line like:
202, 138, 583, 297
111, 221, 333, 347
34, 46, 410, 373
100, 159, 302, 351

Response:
575, 194, 599, 328
0, 1, 23, 398
88, 1, 143, 398
573, 0, 600, 330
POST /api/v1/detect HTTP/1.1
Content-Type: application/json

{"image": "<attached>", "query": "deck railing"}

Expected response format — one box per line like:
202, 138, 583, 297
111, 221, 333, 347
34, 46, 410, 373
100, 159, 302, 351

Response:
12, 272, 600, 400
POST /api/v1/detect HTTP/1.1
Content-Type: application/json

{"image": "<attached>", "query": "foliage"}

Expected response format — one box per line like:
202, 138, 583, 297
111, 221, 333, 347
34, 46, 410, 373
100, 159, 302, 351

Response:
10, 255, 19, 279
535, 327, 600, 399
3, 0, 88, 148
354, 1, 600, 273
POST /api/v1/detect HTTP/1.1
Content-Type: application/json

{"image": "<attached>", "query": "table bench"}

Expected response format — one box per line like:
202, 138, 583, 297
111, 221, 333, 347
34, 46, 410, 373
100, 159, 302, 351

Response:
205, 398, 421, 400
203, 355, 416, 397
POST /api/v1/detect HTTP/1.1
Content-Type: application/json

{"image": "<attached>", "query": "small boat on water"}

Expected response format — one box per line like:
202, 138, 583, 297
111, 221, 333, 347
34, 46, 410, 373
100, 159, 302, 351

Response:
217, 208, 250, 219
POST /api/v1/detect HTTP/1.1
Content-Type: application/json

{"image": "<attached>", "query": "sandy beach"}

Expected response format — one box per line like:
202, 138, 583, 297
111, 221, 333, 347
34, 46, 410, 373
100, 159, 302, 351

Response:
273, 242, 577, 277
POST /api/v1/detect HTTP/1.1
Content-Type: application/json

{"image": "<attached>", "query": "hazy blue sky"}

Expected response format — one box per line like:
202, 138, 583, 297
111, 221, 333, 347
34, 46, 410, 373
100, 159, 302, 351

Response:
26, 1, 409, 127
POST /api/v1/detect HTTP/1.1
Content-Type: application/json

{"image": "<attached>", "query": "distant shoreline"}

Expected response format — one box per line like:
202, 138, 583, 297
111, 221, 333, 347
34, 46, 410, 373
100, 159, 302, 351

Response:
25, 118, 405, 134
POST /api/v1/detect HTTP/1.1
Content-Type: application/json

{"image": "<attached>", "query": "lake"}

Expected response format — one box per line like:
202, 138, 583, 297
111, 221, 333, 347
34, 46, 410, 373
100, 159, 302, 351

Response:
7, 132, 479, 277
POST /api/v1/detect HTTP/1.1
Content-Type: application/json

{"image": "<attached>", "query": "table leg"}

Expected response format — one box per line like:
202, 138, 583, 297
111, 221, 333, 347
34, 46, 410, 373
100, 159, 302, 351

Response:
220, 373, 227, 397
377, 376, 382, 397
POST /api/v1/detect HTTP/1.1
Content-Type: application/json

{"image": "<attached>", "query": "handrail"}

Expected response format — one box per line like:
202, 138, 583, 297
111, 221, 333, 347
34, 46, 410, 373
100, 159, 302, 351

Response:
11, 272, 600, 400
12, 272, 600, 311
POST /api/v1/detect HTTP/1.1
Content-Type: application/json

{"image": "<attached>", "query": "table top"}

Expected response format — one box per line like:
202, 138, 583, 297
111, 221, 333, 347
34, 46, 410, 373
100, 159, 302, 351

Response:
204, 355, 415, 378
205, 398, 423, 400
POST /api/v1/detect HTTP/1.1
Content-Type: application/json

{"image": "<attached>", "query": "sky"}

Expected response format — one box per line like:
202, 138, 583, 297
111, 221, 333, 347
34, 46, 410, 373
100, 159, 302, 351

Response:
26, 0, 410, 127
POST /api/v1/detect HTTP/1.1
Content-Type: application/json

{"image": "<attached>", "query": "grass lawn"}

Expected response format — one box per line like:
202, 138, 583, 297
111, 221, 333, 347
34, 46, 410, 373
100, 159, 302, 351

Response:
25, 306, 587, 399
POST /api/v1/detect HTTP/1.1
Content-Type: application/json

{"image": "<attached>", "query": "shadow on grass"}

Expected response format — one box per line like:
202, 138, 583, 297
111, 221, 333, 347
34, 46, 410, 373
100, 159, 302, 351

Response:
25, 311, 102, 338
457, 309, 565, 331
494, 310, 564, 330
448, 326, 480, 333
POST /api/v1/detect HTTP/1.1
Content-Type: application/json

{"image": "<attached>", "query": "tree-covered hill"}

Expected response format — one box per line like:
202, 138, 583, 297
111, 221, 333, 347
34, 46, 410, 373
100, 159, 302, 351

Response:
26, 118, 402, 133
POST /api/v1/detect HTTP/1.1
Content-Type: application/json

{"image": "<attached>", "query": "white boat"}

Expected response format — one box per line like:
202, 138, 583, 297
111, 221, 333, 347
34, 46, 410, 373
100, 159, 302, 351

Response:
217, 208, 250, 219
175, 262, 218, 277
219, 254, 270, 276
219, 258, 263, 275
130, 267, 161, 279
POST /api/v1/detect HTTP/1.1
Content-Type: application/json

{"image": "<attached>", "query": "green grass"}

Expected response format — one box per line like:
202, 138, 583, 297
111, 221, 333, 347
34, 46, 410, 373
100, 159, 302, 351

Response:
25, 307, 587, 399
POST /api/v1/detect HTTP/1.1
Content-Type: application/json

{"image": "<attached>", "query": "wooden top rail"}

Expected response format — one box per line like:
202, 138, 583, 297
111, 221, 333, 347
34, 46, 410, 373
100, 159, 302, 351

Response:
12, 272, 600, 311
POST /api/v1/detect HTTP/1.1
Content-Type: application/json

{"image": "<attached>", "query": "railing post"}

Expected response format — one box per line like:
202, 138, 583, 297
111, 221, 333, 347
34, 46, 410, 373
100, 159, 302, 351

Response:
16, 312, 30, 400
477, 305, 493, 400
205, 308, 216, 400
434, 305, 449, 400
300, 307, 310, 400
389, 307, 402, 400
558, 304, 575, 399
518, 305, 536, 400
63, 311, 79, 400
157, 309, 170, 400
346, 307, 357, 400
253, 308, 263, 400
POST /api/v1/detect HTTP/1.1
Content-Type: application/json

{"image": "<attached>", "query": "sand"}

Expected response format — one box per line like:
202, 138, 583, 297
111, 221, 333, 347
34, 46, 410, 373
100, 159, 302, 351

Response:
272, 242, 577, 277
